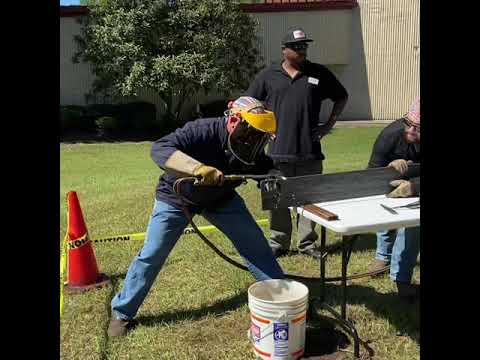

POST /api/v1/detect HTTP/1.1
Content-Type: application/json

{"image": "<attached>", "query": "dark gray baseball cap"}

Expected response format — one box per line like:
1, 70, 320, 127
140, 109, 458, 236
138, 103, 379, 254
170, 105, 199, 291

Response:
281, 27, 314, 46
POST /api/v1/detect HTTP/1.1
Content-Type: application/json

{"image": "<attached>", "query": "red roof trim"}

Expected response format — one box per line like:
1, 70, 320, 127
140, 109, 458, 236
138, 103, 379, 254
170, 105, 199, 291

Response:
240, 1, 358, 13
60, 1, 358, 18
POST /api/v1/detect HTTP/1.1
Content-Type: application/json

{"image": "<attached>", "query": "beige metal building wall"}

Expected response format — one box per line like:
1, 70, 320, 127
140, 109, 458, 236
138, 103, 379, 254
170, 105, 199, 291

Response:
60, 17, 96, 105
251, 10, 353, 66
350, 0, 420, 120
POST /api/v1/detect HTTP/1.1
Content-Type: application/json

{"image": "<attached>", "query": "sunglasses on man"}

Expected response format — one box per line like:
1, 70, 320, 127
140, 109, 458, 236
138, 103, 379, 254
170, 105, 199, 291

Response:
285, 42, 309, 51
403, 116, 420, 133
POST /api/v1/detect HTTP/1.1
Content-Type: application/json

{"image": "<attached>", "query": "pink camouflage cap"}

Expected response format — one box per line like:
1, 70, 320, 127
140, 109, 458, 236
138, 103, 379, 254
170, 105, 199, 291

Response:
407, 97, 420, 123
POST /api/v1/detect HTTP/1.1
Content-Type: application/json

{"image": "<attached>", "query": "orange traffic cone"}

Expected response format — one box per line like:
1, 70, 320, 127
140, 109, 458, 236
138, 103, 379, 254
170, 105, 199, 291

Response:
64, 191, 110, 294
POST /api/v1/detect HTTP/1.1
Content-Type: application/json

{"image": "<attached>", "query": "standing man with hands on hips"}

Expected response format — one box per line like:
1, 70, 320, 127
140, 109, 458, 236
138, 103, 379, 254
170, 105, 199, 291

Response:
246, 26, 349, 259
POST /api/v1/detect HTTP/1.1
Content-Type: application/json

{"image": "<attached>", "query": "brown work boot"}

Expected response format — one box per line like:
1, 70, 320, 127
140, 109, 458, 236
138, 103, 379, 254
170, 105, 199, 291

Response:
396, 281, 420, 303
107, 318, 138, 337
367, 259, 390, 277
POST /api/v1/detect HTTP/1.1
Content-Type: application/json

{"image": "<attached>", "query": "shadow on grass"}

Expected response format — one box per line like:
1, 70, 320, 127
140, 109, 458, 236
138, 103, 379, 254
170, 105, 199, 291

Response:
108, 272, 419, 348
301, 280, 420, 344
135, 289, 249, 327
103, 272, 127, 320
317, 233, 377, 255
132, 279, 418, 342
315, 233, 420, 265
134, 286, 352, 358
103, 273, 126, 320
108, 272, 128, 284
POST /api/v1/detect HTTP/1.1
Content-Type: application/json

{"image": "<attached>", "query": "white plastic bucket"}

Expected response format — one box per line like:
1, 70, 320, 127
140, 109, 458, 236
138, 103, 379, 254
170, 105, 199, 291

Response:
248, 279, 309, 360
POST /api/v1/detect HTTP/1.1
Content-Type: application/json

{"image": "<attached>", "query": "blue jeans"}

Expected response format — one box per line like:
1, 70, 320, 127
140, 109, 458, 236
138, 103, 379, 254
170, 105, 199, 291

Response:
111, 194, 285, 320
375, 226, 420, 283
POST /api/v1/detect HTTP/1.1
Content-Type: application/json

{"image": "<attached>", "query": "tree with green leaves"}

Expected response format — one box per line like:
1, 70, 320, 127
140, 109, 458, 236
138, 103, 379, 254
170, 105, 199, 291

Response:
73, 0, 262, 124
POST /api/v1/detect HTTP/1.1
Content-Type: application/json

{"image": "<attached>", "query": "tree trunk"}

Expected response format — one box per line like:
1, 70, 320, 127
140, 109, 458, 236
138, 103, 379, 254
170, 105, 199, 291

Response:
174, 86, 188, 123
159, 90, 175, 123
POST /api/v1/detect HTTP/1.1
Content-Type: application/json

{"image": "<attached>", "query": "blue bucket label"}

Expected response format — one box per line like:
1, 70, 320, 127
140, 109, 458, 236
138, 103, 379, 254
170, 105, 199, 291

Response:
273, 322, 289, 357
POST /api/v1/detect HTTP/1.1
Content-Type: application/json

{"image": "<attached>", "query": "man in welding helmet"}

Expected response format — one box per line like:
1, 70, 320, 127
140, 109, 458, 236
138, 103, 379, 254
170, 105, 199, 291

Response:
108, 96, 285, 337
227, 97, 277, 166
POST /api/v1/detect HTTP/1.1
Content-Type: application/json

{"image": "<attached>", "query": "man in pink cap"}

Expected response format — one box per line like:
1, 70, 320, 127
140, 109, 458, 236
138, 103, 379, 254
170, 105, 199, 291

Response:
366, 97, 420, 301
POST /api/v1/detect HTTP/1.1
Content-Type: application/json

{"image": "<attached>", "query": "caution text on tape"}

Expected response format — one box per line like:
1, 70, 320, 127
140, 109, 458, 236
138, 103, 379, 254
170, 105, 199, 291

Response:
92, 218, 269, 243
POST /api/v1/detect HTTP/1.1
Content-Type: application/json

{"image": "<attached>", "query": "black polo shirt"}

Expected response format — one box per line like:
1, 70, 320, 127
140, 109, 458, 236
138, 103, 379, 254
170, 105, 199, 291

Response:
368, 119, 421, 168
246, 60, 348, 162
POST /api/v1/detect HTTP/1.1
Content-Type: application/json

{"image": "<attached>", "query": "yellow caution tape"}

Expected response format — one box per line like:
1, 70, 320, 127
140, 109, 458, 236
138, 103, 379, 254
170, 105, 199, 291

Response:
92, 218, 269, 243
60, 217, 269, 317
60, 234, 69, 318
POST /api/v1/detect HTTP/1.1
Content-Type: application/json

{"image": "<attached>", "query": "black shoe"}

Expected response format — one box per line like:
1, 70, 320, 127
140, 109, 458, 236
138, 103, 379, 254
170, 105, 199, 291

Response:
272, 248, 288, 258
300, 248, 322, 259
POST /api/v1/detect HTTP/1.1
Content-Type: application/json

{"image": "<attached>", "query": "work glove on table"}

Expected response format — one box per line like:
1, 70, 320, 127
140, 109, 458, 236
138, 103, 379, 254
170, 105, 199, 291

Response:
388, 159, 413, 175
164, 150, 224, 186
387, 180, 418, 198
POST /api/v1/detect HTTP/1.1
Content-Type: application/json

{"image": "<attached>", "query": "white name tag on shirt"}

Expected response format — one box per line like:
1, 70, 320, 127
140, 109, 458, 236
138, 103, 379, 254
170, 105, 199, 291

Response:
308, 77, 319, 85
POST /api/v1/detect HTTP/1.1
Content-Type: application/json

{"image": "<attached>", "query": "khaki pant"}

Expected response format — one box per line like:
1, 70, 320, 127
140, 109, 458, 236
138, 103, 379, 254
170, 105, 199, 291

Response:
268, 160, 323, 252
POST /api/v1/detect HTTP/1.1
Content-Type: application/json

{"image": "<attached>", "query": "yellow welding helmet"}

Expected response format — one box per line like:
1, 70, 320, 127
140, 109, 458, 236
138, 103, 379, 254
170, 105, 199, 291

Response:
239, 110, 276, 134
229, 96, 276, 134
227, 96, 276, 165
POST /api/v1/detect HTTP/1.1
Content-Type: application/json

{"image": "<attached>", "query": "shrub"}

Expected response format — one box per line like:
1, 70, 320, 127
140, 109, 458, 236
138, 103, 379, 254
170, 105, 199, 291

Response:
60, 105, 95, 133
95, 116, 119, 136
120, 102, 157, 132
197, 99, 229, 118
60, 101, 159, 138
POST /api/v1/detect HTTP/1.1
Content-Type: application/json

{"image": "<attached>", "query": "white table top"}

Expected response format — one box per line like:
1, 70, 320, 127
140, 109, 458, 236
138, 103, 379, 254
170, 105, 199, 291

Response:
296, 195, 420, 235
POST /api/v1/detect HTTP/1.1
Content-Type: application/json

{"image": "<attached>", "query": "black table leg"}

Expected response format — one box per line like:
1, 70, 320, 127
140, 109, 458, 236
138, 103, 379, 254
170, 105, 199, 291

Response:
320, 226, 326, 303
345, 234, 357, 265
341, 235, 357, 320
312, 234, 367, 359
341, 235, 348, 320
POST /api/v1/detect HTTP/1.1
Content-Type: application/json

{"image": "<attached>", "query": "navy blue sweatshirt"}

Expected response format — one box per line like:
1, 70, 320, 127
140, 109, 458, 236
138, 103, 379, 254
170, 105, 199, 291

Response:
151, 117, 273, 213
368, 118, 420, 193
368, 119, 420, 168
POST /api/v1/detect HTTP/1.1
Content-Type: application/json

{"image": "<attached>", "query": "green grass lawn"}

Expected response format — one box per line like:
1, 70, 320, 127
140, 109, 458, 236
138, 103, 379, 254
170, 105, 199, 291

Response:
60, 127, 420, 360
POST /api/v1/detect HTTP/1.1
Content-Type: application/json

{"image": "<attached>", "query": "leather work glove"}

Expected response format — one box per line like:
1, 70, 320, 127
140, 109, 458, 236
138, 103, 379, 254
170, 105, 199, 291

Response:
388, 159, 413, 175
164, 150, 224, 186
387, 180, 417, 198
192, 164, 224, 186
